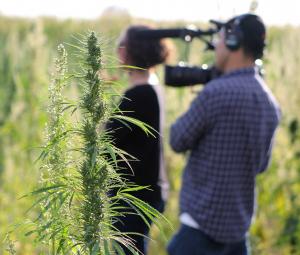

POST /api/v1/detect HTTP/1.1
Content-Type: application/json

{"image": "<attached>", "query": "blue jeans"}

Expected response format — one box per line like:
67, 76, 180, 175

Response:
167, 224, 248, 255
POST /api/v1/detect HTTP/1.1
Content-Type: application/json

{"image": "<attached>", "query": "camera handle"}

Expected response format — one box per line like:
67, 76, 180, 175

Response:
178, 25, 215, 63
179, 36, 199, 94
182, 40, 192, 64
178, 25, 195, 64
178, 24, 212, 63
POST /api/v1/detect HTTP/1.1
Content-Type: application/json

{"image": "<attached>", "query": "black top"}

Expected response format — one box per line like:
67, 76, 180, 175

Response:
106, 84, 162, 205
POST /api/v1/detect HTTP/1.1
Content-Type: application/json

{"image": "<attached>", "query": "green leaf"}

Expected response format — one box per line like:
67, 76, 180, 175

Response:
25, 230, 37, 237
112, 115, 157, 137
104, 144, 117, 167
19, 184, 65, 199
57, 238, 66, 254
120, 185, 149, 193
112, 240, 126, 255
65, 42, 86, 53
120, 193, 172, 241
91, 242, 100, 255
103, 240, 110, 255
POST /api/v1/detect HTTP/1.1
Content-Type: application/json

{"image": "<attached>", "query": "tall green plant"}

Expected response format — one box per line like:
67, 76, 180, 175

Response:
0, 45, 16, 180
78, 31, 109, 253
41, 43, 70, 254
21, 43, 71, 254
24, 31, 168, 255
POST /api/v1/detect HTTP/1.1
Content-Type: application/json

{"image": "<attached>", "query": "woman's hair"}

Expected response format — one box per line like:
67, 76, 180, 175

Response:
120, 25, 169, 69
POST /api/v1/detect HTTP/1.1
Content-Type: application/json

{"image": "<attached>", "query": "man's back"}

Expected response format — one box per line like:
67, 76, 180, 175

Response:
170, 67, 281, 243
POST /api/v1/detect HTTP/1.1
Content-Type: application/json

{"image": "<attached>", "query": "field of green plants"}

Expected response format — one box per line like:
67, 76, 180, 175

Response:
1, 12, 300, 254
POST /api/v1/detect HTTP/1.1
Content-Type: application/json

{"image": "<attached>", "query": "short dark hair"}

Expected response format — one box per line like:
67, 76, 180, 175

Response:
122, 25, 169, 69
225, 14, 266, 59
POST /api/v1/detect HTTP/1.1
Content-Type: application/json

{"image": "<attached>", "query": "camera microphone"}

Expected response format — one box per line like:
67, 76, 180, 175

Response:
135, 28, 217, 40
135, 28, 185, 39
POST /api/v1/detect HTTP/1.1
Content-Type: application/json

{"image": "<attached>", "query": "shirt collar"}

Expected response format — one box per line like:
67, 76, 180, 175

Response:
221, 66, 257, 79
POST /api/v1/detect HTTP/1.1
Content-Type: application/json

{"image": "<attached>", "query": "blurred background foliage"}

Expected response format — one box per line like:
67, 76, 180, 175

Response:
0, 11, 300, 255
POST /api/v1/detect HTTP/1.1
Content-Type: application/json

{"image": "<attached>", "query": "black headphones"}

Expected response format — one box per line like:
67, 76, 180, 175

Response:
225, 14, 255, 51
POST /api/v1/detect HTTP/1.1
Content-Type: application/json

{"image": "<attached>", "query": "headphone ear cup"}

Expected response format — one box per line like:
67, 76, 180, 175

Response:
225, 33, 240, 50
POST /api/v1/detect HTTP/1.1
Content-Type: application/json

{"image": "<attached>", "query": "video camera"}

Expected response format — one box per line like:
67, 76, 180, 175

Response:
135, 21, 223, 87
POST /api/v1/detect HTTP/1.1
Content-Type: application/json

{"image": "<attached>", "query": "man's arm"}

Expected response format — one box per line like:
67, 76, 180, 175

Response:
170, 89, 212, 153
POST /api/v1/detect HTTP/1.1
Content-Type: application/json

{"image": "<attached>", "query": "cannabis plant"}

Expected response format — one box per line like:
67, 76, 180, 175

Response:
25, 32, 168, 255
24, 43, 72, 254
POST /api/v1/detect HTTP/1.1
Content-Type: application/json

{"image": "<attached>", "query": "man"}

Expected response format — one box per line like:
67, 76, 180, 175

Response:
167, 14, 281, 255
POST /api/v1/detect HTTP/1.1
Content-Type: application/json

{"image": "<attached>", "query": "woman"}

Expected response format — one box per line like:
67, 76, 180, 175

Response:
106, 25, 169, 254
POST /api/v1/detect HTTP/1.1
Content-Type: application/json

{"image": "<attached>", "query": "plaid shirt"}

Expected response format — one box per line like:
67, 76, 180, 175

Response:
170, 67, 281, 243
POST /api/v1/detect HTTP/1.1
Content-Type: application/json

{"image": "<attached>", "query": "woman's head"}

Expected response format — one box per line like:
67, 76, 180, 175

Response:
117, 25, 169, 69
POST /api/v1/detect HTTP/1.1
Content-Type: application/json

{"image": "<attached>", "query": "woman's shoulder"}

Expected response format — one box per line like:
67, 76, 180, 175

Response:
125, 84, 157, 98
